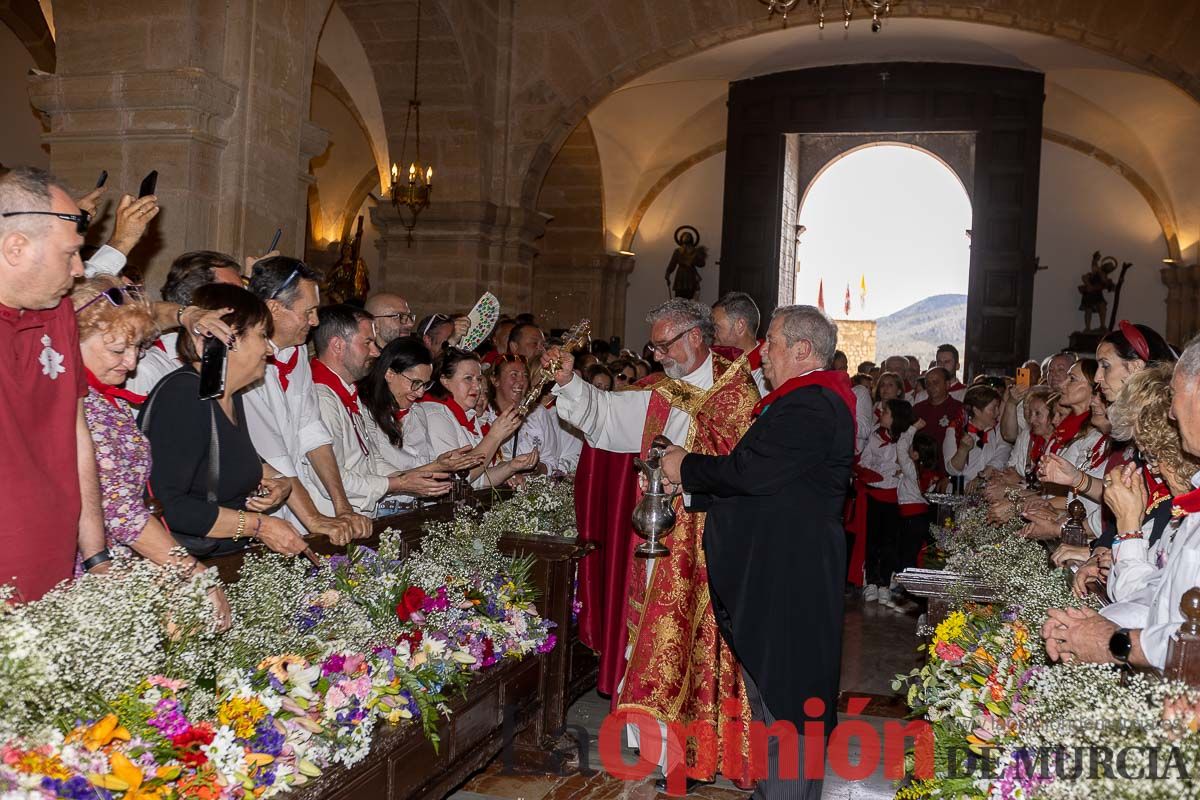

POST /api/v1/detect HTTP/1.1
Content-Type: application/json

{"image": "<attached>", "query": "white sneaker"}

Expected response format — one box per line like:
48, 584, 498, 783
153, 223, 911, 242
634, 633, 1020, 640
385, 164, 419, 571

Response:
877, 587, 892, 606
863, 584, 879, 602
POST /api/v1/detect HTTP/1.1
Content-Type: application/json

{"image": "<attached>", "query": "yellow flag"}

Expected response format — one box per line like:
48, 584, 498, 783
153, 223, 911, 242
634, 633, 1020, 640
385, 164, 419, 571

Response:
859, 274, 867, 308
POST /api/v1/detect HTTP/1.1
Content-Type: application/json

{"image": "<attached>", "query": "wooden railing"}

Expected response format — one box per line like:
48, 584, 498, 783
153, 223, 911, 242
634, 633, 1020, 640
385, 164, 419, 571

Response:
201, 492, 597, 797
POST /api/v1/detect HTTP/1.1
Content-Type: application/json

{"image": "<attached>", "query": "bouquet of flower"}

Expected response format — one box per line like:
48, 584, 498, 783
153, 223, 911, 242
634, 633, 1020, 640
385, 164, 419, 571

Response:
478, 476, 577, 539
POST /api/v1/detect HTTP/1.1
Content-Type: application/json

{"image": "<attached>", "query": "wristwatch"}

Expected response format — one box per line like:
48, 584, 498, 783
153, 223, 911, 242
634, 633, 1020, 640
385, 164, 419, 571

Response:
1108, 627, 1133, 664
81, 549, 113, 572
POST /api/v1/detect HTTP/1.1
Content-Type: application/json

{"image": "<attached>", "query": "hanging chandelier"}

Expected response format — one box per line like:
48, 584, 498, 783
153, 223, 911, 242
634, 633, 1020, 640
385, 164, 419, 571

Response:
757, 0, 894, 32
390, 0, 433, 245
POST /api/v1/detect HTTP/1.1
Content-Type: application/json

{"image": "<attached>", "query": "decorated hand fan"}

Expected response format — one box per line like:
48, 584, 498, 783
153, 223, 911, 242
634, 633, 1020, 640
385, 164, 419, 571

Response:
459, 292, 500, 352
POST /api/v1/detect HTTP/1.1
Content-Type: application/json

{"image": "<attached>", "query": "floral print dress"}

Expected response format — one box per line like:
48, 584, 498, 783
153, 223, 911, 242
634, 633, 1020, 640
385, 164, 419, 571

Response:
76, 388, 152, 574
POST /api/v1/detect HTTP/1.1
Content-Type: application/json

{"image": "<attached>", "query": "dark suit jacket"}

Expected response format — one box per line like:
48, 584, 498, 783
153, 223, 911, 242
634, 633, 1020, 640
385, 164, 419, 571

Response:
680, 384, 854, 729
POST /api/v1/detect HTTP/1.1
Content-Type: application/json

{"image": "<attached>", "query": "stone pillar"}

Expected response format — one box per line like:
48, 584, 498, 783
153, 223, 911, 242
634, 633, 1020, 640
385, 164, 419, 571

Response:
370, 201, 546, 318
1185, 265, 1200, 343
28, 0, 331, 292
1163, 265, 1185, 345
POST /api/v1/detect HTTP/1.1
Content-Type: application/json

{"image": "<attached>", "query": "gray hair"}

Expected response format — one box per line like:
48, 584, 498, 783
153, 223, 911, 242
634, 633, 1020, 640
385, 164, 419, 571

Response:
646, 298, 715, 346
0, 167, 58, 239
1176, 336, 1200, 382
771, 304, 838, 363
713, 291, 760, 337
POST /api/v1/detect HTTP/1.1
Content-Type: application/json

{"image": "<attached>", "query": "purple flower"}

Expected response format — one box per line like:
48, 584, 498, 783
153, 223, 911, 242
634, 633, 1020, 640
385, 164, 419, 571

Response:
537, 634, 558, 654
322, 653, 346, 676
147, 697, 190, 738
43, 776, 110, 800
1001, 607, 1020, 622
250, 719, 285, 756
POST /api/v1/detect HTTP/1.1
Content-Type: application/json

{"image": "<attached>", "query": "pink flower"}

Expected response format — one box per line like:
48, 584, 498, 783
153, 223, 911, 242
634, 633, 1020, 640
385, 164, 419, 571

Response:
935, 641, 966, 662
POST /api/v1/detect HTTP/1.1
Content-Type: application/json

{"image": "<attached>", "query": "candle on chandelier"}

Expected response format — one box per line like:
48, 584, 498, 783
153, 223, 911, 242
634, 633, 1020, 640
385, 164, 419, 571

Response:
390, 163, 398, 185
408, 163, 416, 184
426, 166, 433, 184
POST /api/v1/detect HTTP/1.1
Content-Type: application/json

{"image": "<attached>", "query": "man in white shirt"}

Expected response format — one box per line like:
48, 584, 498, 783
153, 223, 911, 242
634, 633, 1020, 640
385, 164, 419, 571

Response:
307, 305, 450, 516
1042, 340, 1200, 671
242, 259, 372, 542
712, 290, 767, 395
364, 292, 415, 348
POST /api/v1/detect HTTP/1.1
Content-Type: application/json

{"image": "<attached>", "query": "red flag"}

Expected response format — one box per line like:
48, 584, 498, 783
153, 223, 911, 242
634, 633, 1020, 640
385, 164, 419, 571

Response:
817, 279, 825, 311
844, 283, 851, 316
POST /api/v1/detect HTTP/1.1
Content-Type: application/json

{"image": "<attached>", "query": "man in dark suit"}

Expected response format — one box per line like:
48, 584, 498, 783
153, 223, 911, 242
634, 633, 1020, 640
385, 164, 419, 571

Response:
661, 304, 856, 800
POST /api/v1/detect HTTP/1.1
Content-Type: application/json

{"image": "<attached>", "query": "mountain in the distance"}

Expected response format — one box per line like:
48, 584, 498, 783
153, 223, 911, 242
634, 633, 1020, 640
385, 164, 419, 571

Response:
873, 294, 966, 367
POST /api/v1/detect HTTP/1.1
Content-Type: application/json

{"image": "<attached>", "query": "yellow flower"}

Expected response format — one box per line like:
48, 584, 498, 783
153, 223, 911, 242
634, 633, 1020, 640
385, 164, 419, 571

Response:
928, 610, 967, 655
218, 696, 269, 739
15, 751, 71, 780
257, 654, 308, 683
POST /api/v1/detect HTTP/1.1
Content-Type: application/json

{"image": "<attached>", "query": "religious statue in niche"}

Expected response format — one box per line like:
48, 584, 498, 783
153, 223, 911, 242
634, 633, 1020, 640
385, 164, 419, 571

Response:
664, 225, 708, 300
1077, 251, 1132, 332
323, 216, 371, 304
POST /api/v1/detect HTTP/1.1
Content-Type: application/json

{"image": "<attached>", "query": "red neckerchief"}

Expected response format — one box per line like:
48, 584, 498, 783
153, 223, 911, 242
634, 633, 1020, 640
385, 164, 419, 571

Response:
875, 426, 893, 444
966, 423, 989, 447
394, 407, 410, 424
1028, 433, 1047, 469
269, 348, 300, 392
949, 380, 966, 392
1171, 486, 1200, 518
1145, 466, 1171, 514
152, 338, 167, 353
1049, 411, 1089, 454
418, 393, 480, 436
918, 467, 939, 493
310, 358, 369, 456
85, 368, 146, 408
746, 340, 765, 372
753, 369, 856, 422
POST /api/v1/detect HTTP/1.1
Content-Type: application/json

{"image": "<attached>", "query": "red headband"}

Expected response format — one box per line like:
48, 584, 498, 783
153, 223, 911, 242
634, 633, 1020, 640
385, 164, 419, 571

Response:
1118, 320, 1150, 362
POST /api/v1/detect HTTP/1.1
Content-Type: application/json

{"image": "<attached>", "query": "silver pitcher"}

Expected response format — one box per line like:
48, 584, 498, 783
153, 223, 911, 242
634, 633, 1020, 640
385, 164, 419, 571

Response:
632, 435, 677, 558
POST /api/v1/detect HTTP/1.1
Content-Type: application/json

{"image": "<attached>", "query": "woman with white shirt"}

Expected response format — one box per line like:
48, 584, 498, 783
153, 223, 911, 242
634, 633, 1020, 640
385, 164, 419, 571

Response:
356, 336, 483, 479
405, 348, 537, 489
488, 356, 529, 460
944, 384, 1012, 486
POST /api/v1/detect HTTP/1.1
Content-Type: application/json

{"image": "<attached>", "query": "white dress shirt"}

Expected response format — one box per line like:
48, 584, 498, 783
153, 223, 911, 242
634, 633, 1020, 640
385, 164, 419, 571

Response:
1101, 474, 1200, 669
1058, 428, 1108, 538
942, 422, 1012, 483
83, 244, 127, 278
305, 372, 389, 516
551, 351, 715, 453
852, 384, 873, 456
404, 401, 507, 490
243, 346, 333, 480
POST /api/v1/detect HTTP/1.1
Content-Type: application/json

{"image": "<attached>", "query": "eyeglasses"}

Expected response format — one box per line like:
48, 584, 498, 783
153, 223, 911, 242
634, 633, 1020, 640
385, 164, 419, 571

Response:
374, 311, 417, 325
268, 267, 302, 300
74, 285, 144, 315
615, 371, 635, 382
2, 210, 90, 235
399, 371, 431, 394
648, 325, 697, 355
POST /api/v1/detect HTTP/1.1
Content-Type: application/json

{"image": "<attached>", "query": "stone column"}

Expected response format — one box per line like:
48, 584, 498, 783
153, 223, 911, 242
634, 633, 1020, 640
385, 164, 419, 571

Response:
1162, 265, 1185, 345
28, 0, 331, 291
370, 201, 547, 318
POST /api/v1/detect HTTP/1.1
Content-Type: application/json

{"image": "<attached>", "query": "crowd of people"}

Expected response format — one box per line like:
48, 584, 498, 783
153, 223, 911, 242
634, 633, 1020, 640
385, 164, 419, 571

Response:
8, 163, 1200, 797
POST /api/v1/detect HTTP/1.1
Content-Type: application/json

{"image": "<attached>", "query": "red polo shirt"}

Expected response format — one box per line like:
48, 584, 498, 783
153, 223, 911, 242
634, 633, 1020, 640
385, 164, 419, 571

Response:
0, 298, 86, 601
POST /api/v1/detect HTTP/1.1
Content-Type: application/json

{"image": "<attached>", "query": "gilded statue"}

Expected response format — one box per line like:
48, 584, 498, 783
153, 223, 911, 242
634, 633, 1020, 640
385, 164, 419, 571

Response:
324, 217, 371, 304
665, 225, 708, 300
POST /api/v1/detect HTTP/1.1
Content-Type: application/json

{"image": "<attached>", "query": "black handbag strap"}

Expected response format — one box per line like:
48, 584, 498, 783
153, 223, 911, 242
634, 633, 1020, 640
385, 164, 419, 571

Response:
140, 372, 221, 504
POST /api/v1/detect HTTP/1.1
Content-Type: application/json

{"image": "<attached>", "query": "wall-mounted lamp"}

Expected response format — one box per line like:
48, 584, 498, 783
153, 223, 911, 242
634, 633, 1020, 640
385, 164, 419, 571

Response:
1163, 258, 1182, 266
618, 250, 636, 257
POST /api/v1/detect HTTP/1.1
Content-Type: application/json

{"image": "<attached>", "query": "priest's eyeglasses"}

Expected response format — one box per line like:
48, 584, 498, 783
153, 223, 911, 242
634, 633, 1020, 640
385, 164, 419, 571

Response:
649, 324, 698, 355
1, 210, 90, 235
74, 285, 144, 314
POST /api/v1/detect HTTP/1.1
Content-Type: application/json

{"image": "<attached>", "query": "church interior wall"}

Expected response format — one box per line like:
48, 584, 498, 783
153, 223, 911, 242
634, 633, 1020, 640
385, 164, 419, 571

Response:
307, 82, 377, 265
1032, 139, 1169, 356
0, 20, 48, 170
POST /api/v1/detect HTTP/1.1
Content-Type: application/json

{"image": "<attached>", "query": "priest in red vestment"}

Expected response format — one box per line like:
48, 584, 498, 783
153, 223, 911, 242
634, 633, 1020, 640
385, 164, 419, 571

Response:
546, 299, 761, 790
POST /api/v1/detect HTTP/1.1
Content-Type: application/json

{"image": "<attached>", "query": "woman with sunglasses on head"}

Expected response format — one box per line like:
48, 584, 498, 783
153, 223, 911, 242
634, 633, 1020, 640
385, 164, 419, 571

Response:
356, 336, 484, 488
406, 348, 539, 488
139, 283, 309, 560
71, 277, 231, 628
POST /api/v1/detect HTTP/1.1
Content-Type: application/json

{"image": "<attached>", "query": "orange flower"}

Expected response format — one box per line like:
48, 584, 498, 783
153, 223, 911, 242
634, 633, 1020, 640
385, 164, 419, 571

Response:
78, 714, 131, 752
88, 752, 166, 800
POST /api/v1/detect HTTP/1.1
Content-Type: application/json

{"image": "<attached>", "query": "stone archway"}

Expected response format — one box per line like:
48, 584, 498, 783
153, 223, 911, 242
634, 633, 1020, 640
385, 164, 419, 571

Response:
513, 2, 1200, 214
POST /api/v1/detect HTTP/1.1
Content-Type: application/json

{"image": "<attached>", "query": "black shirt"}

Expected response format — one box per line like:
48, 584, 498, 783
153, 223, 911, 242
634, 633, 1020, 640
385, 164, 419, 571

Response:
139, 367, 262, 548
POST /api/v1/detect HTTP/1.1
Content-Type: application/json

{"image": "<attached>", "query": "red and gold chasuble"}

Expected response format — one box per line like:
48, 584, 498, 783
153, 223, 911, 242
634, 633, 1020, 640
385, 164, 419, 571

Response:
617, 353, 759, 786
